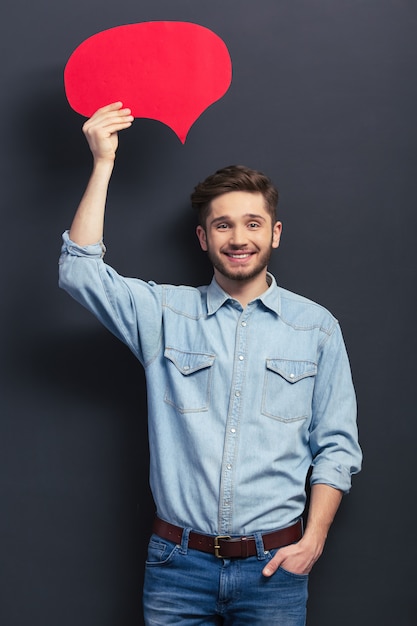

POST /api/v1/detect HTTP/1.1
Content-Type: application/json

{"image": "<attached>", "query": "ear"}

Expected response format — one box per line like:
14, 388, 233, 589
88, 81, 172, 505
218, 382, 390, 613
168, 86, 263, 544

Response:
272, 221, 282, 249
196, 225, 208, 251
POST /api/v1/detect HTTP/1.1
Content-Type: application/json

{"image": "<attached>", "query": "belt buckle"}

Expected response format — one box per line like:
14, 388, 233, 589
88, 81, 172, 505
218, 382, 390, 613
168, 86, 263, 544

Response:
214, 535, 231, 558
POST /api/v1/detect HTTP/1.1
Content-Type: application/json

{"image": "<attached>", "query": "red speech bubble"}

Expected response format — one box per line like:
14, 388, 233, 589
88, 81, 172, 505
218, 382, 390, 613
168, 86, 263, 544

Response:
64, 21, 232, 143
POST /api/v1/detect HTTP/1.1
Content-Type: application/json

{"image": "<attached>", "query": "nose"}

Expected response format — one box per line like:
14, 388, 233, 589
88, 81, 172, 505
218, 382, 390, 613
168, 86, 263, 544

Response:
229, 224, 248, 247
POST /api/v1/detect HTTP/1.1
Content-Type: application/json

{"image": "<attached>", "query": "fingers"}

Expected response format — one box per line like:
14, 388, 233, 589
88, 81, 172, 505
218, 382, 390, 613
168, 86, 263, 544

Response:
81, 102, 134, 161
262, 551, 285, 577
83, 102, 134, 136
96, 101, 125, 112
87, 101, 132, 123
262, 542, 315, 578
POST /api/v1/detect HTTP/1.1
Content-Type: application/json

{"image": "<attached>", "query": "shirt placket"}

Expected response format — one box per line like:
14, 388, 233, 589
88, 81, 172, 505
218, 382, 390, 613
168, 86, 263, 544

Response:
218, 305, 252, 534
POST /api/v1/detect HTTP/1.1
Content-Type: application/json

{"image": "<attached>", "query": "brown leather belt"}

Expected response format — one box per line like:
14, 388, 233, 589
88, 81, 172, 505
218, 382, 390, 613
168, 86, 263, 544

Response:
152, 517, 303, 559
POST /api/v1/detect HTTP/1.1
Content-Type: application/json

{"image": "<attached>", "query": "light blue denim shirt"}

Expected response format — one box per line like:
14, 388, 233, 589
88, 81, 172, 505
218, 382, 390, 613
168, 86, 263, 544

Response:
59, 231, 362, 535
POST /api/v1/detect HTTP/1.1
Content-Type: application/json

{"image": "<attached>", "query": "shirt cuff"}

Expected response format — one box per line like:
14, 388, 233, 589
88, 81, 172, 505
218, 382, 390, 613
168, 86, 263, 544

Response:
310, 460, 352, 494
61, 230, 106, 259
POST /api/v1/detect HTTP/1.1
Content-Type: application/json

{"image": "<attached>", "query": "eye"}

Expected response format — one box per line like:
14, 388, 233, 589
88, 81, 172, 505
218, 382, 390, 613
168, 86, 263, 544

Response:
248, 222, 260, 229
216, 223, 230, 230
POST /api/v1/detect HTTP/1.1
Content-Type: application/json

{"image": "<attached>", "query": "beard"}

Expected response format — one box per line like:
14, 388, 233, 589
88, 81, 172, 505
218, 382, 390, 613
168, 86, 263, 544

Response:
205, 244, 273, 282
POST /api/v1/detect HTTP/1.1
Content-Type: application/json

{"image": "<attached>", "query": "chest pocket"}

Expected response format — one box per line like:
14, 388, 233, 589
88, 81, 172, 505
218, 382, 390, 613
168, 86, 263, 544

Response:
262, 358, 317, 422
164, 347, 216, 414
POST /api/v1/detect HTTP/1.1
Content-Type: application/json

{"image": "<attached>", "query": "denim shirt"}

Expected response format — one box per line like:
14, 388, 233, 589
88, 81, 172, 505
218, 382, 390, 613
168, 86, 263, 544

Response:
59, 231, 362, 535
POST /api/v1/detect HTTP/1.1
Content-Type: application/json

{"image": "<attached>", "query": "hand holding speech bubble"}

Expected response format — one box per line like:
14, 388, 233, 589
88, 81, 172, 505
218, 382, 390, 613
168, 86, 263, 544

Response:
64, 22, 232, 143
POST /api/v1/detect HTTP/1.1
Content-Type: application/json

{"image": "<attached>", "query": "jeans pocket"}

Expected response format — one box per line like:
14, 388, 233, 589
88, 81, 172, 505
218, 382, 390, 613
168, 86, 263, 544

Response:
145, 535, 180, 567
278, 566, 309, 580
265, 549, 309, 580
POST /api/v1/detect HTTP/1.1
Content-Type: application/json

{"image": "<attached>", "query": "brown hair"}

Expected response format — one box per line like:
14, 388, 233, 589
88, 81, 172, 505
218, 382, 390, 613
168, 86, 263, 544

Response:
191, 165, 279, 227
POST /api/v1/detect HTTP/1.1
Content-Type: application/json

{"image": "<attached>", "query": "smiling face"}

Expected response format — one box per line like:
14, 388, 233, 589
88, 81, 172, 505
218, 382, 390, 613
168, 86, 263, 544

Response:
196, 191, 282, 293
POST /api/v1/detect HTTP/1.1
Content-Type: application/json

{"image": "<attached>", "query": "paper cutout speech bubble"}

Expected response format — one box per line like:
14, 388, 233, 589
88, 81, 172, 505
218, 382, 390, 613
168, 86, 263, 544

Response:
64, 21, 232, 143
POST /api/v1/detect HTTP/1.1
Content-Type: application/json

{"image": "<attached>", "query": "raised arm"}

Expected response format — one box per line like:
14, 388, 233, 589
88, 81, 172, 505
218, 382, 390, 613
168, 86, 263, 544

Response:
69, 102, 134, 246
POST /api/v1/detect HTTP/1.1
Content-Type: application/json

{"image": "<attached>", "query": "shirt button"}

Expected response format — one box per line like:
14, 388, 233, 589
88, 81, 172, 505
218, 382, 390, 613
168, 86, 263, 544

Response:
226, 464, 232, 470
238, 355, 244, 361
241, 321, 247, 327
184, 365, 190, 371
289, 373, 295, 379
230, 428, 236, 434
235, 391, 241, 397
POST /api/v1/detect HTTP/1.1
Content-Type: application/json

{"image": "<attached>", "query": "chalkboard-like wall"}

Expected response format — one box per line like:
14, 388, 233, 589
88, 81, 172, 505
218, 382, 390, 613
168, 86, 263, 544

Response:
1, 2, 416, 624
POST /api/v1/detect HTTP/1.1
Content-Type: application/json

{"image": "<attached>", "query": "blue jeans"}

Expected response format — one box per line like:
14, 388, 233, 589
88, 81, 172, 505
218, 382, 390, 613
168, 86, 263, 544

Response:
143, 529, 308, 625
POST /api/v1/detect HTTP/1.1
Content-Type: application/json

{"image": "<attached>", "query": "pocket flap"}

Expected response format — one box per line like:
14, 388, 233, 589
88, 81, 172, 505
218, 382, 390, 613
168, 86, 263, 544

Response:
164, 347, 215, 375
266, 359, 317, 383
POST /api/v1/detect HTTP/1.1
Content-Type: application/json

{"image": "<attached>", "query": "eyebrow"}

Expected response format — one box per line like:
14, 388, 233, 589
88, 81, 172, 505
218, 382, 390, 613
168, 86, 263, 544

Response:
209, 213, 267, 226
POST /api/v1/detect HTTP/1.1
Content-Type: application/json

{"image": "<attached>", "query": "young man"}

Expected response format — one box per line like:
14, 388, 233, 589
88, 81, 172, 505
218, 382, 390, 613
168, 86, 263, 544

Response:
59, 102, 362, 625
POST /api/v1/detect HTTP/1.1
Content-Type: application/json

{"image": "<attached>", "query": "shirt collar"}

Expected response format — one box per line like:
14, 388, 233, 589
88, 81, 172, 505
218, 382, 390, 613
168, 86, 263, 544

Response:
206, 272, 281, 316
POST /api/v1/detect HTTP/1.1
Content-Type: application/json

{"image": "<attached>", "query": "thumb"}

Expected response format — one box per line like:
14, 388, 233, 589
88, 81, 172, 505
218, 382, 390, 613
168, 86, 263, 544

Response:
262, 550, 285, 578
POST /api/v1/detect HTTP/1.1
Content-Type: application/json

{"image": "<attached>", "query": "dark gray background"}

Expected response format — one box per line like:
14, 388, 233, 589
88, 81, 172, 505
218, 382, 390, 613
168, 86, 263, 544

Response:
1, 1, 416, 624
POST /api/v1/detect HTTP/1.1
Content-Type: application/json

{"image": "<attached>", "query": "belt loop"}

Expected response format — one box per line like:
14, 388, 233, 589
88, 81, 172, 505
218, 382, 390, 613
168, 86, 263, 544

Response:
253, 531, 268, 561
179, 527, 191, 555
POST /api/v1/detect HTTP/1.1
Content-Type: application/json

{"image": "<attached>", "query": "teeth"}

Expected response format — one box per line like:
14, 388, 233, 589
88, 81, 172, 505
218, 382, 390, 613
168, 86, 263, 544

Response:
229, 253, 250, 258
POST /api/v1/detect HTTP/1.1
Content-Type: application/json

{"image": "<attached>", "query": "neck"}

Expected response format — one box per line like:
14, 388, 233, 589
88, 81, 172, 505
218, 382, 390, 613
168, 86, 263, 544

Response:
214, 270, 270, 308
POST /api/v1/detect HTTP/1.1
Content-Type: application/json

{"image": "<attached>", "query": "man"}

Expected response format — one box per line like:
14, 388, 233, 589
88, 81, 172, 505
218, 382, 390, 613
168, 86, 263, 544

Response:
59, 102, 362, 625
